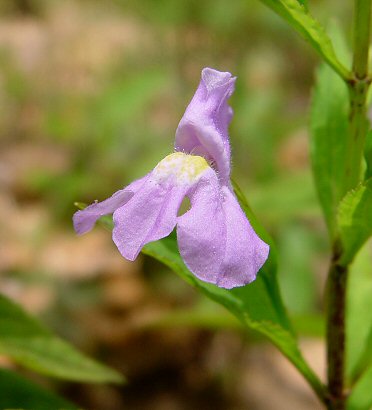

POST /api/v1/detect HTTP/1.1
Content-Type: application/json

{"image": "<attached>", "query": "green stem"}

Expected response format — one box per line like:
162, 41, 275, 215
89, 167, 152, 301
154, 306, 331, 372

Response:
344, 0, 372, 192
345, 80, 370, 191
353, 0, 372, 79
326, 250, 348, 410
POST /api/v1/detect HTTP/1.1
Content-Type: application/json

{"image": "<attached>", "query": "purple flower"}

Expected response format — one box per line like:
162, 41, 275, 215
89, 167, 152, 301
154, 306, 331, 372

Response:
73, 68, 269, 289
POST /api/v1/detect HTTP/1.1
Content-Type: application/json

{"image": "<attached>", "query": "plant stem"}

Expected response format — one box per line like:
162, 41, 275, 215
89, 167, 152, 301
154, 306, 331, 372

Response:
344, 0, 372, 192
345, 79, 370, 192
326, 250, 348, 410
352, 0, 372, 79
326, 3, 372, 408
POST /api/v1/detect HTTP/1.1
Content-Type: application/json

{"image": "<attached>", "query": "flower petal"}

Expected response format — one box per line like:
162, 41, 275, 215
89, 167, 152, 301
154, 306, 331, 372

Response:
112, 177, 187, 261
177, 168, 226, 284
177, 171, 269, 289
216, 187, 270, 289
73, 175, 148, 235
175, 67, 236, 185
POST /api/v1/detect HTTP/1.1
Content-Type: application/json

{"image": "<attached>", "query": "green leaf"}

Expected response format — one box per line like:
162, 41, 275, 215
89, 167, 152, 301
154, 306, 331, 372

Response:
142, 235, 325, 399
310, 60, 349, 237
278, 225, 317, 314
348, 325, 372, 409
347, 326, 372, 410
338, 178, 372, 264
257, 0, 349, 78
348, 370, 372, 410
346, 241, 372, 381
0, 368, 77, 410
0, 294, 124, 384
231, 180, 292, 329
141, 184, 326, 401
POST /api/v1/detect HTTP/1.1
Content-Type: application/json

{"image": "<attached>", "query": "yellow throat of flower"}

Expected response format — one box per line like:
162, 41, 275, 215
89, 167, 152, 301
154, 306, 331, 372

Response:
153, 152, 210, 185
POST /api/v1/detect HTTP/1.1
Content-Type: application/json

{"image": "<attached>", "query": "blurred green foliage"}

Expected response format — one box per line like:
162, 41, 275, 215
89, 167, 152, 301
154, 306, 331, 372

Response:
0, 0, 341, 326
0, 368, 77, 410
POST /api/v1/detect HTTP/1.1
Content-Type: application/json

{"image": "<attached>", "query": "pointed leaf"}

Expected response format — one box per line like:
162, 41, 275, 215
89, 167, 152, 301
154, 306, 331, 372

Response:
310, 61, 349, 236
338, 178, 372, 264
258, 0, 349, 78
0, 294, 124, 383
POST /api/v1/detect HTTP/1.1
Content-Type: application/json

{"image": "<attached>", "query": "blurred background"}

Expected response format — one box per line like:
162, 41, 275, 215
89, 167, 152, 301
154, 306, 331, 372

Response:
0, 0, 353, 409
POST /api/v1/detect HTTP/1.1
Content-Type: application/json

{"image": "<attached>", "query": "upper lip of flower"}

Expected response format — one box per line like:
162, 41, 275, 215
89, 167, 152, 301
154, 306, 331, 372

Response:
73, 67, 269, 289
174, 68, 237, 187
